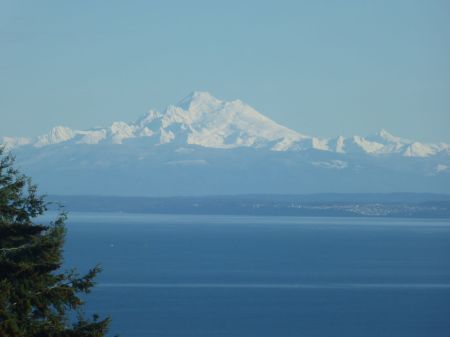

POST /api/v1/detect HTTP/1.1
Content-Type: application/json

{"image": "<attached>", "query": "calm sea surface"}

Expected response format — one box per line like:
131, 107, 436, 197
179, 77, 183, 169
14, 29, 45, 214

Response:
57, 213, 450, 337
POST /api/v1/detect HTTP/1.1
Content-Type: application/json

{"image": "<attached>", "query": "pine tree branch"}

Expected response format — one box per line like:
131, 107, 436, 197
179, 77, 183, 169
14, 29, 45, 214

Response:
0, 244, 30, 253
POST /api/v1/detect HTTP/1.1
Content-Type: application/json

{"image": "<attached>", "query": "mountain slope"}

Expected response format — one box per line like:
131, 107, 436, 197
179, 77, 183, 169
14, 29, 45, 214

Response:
2, 92, 449, 195
3, 91, 449, 158
2, 92, 306, 151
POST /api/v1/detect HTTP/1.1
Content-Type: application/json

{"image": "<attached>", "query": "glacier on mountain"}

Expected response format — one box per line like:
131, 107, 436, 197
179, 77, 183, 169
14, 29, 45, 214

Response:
2, 91, 449, 159
1, 92, 449, 195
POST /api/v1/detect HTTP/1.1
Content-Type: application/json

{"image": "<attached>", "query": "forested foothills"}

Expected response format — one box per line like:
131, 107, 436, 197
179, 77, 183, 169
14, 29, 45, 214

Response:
0, 150, 112, 337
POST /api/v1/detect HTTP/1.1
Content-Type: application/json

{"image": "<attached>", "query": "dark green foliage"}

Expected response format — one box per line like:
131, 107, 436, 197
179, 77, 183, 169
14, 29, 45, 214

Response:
0, 149, 111, 337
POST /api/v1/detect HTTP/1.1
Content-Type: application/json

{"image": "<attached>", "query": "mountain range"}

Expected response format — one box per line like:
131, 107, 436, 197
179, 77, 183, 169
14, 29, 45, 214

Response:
2, 92, 449, 195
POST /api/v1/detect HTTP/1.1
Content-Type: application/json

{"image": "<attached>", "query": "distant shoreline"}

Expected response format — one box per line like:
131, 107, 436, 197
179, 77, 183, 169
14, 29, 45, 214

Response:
47, 193, 450, 219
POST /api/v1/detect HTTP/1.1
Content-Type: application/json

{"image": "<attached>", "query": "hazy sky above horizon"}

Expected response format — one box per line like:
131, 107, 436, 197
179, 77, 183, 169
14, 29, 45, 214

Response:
1, 0, 449, 142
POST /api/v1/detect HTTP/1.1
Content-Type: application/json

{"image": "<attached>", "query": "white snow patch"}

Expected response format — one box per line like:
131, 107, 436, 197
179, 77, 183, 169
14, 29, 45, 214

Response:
335, 136, 345, 153
312, 160, 348, 170
312, 137, 329, 151
77, 129, 107, 144
0, 136, 31, 150
403, 142, 437, 157
35, 126, 75, 147
378, 129, 404, 143
160, 129, 175, 144
138, 127, 154, 137
137, 110, 162, 127
352, 136, 384, 154
435, 164, 448, 173
110, 122, 135, 144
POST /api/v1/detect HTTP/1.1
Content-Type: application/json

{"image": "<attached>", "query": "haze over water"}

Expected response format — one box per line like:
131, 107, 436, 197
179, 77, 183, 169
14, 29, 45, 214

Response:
58, 213, 450, 337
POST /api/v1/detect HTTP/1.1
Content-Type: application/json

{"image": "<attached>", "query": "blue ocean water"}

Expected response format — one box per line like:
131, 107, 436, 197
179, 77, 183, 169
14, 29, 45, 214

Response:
60, 213, 450, 337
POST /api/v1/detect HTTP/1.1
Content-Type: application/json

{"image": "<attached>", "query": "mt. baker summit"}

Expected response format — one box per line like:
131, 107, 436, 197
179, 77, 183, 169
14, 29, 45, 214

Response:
2, 91, 449, 158
2, 92, 449, 195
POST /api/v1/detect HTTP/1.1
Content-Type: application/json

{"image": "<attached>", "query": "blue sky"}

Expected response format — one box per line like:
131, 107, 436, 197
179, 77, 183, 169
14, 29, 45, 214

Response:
1, 0, 449, 142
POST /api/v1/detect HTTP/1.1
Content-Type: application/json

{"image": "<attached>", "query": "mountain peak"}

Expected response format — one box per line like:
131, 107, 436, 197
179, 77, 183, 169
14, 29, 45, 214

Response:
376, 129, 403, 143
2, 93, 449, 159
35, 126, 75, 147
176, 91, 222, 111
378, 129, 392, 138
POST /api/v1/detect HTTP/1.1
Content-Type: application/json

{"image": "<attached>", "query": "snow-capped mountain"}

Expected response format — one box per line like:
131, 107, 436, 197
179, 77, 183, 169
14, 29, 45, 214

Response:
3, 91, 448, 158
2, 92, 306, 151
2, 92, 449, 196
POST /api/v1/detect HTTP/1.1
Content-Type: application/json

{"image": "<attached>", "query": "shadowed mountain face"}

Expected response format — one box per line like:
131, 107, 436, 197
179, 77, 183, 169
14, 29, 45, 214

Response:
3, 92, 450, 196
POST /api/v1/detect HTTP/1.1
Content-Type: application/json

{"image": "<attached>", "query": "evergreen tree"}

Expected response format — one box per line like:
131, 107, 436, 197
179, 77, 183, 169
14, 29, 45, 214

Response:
0, 149, 111, 337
